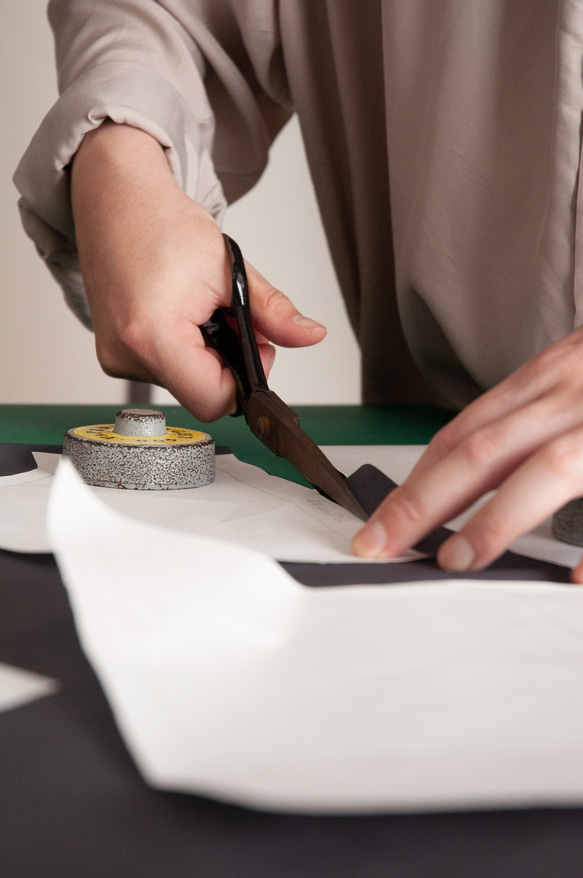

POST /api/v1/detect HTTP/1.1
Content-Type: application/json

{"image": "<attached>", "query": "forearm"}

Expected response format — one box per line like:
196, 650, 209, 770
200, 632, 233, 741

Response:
71, 119, 197, 253
70, 120, 226, 392
72, 120, 171, 200
68, 119, 325, 420
71, 120, 189, 291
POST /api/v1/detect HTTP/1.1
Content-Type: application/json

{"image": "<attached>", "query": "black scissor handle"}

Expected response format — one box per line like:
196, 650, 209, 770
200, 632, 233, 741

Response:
223, 235, 268, 395
201, 235, 268, 411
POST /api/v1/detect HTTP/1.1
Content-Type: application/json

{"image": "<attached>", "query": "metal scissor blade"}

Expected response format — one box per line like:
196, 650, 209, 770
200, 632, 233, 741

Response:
245, 389, 368, 521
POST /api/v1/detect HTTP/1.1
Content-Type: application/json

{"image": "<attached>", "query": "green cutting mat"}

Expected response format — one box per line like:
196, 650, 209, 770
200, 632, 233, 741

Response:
0, 404, 454, 485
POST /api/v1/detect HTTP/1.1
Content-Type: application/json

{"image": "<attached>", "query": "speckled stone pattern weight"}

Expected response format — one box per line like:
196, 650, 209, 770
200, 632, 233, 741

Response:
552, 499, 583, 547
63, 409, 215, 490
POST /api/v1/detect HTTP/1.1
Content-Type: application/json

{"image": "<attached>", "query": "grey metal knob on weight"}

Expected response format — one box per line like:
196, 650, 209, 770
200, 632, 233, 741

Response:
63, 409, 215, 490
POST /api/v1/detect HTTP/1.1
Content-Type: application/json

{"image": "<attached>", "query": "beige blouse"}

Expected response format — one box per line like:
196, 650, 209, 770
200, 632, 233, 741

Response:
14, 0, 583, 407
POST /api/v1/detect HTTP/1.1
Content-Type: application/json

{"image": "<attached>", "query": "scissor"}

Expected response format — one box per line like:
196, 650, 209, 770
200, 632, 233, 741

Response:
201, 234, 368, 521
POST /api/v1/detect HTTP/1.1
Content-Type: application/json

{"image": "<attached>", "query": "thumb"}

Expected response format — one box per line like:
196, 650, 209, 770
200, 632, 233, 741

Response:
245, 261, 327, 348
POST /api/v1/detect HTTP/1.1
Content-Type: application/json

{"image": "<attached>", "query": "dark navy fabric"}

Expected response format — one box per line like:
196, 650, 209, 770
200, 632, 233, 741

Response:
1, 444, 582, 877
281, 464, 571, 587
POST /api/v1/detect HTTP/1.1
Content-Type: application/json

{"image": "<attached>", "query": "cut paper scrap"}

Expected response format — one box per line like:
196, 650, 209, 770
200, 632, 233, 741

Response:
0, 448, 422, 563
48, 459, 583, 814
0, 452, 60, 552
99, 451, 384, 563
0, 663, 59, 713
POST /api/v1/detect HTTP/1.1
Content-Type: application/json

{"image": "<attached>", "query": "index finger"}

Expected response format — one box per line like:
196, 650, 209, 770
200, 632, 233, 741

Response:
352, 394, 576, 559
143, 319, 238, 422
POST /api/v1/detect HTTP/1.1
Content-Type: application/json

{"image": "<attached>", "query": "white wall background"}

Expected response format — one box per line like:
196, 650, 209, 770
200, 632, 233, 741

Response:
1, 2, 360, 408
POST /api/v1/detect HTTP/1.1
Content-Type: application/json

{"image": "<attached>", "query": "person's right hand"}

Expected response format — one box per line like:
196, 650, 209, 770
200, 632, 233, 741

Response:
71, 121, 326, 421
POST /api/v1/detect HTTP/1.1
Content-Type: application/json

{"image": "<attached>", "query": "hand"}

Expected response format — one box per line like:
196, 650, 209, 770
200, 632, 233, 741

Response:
352, 327, 583, 583
71, 122, 326, 421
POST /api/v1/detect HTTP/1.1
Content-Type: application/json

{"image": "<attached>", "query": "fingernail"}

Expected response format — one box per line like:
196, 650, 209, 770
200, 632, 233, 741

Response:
292, 313, 326, 331
439, 535, 475, 571
352, 520, 387, 557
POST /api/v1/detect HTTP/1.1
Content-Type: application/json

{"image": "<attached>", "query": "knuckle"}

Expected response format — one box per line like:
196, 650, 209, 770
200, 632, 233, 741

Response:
523, 346, 555, 380
392, 484, 428, 528
524, 351, 560, 392
115, 316, 150, 356
96, 346, 134, 381
262, 285, 288, 312
540, 437, 583, 481
98, 359, 124, 380
94, 316, 154, 379
459, 428, 500, 468
94, 337, 124, 378
515, 337, 578, 393
428, 422, 461, 459
189, 400, 217, 423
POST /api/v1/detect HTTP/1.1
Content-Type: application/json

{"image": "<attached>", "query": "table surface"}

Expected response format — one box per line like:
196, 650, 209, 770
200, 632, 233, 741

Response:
0, 403, 454, 480
2, 404, 583, 878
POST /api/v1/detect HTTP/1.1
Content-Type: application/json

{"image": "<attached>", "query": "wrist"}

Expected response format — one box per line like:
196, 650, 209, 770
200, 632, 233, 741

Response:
71, 120, 175, 214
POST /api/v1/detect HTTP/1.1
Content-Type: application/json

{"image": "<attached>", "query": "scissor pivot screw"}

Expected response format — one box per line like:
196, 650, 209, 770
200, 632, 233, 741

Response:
256, 415, 272, 443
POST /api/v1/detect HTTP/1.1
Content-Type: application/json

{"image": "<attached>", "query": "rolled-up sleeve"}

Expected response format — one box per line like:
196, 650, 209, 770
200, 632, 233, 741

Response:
14, 0, 291, 326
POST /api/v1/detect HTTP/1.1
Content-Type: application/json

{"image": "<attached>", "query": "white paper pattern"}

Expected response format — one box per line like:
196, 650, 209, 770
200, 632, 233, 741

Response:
0, 449, 425, 563
47, 459, 583, 813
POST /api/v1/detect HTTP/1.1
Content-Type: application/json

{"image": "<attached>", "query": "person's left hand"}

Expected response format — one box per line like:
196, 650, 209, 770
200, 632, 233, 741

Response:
352, 326, 583, 583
